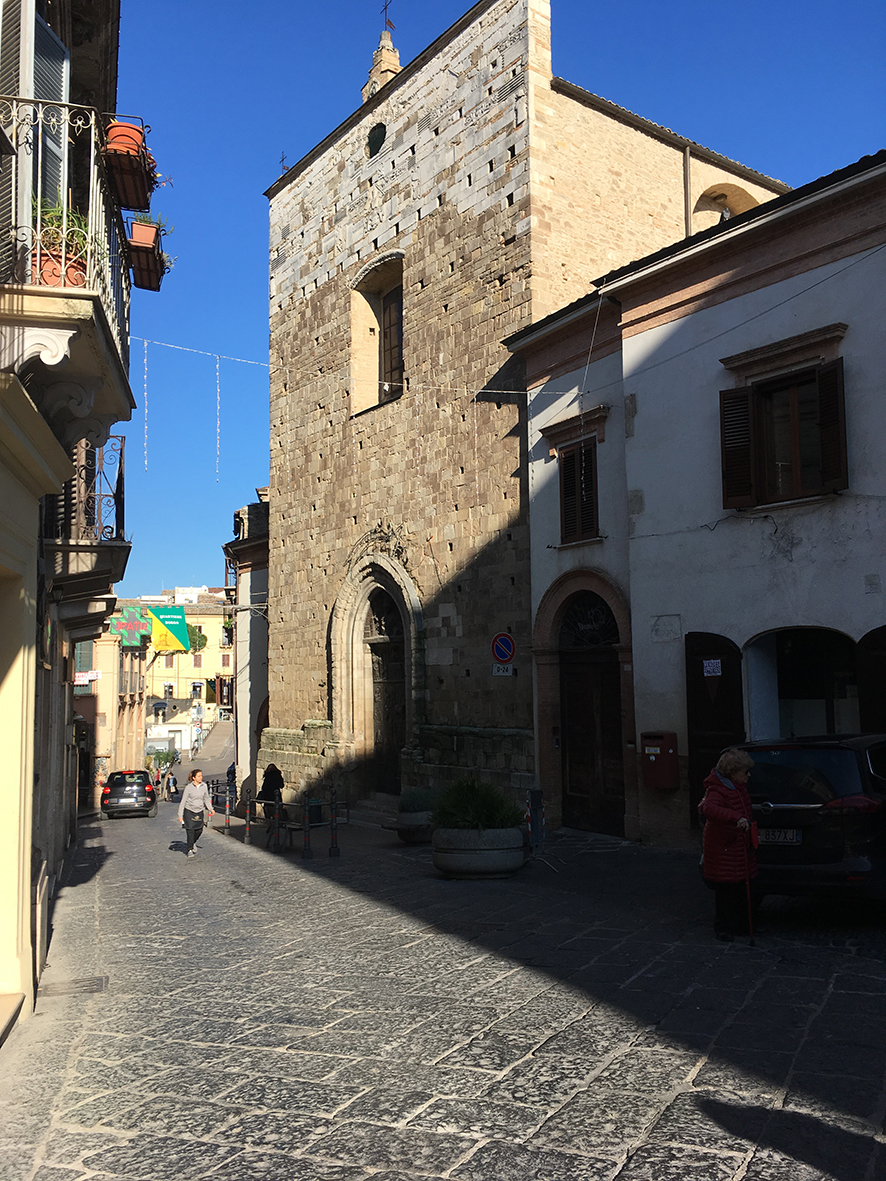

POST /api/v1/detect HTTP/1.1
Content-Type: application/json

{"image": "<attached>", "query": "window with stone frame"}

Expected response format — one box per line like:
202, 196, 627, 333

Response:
540, 405, 608, 546
719, 326, 848, 509
559, 438, 598, 544
381, 285, 403, 396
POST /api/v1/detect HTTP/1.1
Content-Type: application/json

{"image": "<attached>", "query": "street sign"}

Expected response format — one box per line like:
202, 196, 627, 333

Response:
491, 632, 516, 664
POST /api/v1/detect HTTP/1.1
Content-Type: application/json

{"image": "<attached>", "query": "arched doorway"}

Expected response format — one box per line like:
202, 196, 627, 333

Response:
558, 591, 625, 835
858, 627, 886, 733
364, 588, 406, 794
745, 627, 858, 739
329, 552, 424, 803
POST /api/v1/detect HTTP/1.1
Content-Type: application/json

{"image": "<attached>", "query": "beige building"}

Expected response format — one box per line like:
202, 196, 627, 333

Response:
0, 0, 162, 1034
261, 0, 785, 812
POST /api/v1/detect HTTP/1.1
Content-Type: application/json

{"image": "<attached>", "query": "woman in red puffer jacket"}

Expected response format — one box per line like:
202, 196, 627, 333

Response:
700, 748, 756, 941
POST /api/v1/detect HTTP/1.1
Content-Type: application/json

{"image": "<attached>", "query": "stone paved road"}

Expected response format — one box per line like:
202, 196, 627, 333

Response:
3, 804, 886, 1181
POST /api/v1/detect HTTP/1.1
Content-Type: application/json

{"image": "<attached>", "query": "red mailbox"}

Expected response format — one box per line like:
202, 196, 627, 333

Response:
641, 731, 679, 791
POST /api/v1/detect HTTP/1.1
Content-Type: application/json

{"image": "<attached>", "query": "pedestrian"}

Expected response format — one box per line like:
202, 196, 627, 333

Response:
257, 763, 285, 849
167, 771, 177, 799
699, 748, 757, 942
178, 768, 214, 858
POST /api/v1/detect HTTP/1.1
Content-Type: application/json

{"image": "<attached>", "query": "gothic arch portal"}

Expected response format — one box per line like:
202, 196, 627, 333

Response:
533, 570, 637, 837
330, 553, 424, 797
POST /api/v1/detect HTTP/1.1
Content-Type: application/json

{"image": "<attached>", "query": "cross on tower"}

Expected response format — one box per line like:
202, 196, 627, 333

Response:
381, 0, 394, 30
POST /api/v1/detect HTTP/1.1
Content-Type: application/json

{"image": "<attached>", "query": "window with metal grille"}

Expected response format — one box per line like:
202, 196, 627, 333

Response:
720, 359, 847, 508
559, 438, 598, 543
381, 285, 403, 398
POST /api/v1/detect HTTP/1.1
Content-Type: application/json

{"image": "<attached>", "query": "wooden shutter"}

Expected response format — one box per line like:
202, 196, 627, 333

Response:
720, 388, 756, 508
559, 440, 598, 543
560, 447, 578, 542
817, 357, 848, 492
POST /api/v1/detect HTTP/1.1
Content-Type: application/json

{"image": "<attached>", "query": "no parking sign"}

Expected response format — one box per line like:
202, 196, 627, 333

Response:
491, 632, 515, 677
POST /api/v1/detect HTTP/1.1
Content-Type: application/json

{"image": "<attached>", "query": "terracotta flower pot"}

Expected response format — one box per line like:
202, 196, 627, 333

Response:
129, 221, 160, 249
106, 121, 145, 155
31, 250, 87, 288
431, 826, 524, 878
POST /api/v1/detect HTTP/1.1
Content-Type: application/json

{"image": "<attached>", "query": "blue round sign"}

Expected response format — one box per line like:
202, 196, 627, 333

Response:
491, 632, 516, 664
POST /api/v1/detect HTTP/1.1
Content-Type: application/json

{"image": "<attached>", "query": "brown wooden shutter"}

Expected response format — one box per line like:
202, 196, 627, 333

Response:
578, 439, 598, 539
720, 388, 756, 508
560, 447, 578, 543
817, 358, 848, 492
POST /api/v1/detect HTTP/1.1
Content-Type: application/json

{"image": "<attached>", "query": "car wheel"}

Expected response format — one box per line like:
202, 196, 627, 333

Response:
147, 803, 158, 818
103, 813, 115, 820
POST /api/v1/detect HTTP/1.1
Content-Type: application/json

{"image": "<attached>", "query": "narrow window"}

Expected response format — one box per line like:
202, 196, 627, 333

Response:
165, 653, 174, 668
559, 439, 598, 543
381, 285, 404, 397
193, 653, 202, 669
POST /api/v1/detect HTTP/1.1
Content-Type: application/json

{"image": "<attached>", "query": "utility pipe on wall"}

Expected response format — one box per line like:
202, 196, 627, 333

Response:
683, 145, 692, 236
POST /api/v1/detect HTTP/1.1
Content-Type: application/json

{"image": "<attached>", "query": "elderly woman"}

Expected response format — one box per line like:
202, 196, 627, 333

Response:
700, 748, 756, 941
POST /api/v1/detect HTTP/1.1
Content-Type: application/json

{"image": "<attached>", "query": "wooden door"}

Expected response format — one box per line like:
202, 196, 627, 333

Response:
560, 649, 624, 835
684, 633, 744, 826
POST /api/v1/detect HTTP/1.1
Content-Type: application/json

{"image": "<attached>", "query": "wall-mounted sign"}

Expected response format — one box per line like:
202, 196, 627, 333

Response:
703, 659, 722, 678
491, 633, 516, 664
108, 606, 151, 647
73, 670, 101, 685
147, 605, 189, 652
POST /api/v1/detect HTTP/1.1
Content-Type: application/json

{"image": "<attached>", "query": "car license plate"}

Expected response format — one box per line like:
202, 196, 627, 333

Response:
758, 828, 802, 844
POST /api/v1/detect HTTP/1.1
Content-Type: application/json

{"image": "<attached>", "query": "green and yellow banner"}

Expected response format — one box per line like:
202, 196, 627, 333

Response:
146, 606, 189, 652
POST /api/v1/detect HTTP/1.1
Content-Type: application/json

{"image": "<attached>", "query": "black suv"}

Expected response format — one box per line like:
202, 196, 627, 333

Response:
101, 771, 158, 819
742, 737, 886, 900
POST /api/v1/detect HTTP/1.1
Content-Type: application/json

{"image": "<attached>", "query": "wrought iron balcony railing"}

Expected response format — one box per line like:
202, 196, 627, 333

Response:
44, 435, 125, 543
0, 97, 131, 368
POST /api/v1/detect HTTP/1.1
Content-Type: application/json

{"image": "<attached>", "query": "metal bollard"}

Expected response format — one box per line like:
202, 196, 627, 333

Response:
244, 789, 251, 845
329, 786, 340, 857
302, 793, 314, 859
224, 786, 231, 832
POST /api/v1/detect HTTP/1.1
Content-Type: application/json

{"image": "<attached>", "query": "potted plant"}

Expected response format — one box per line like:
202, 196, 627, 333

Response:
128, 212, 173, 291
431, 777, 525, 878
391, 786, 437, 844
103, 118, 163, 211
31, 198, 89, 288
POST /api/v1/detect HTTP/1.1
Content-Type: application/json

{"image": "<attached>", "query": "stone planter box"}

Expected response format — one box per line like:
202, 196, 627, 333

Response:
431, 826, 524, 878
395, 810, 433, 844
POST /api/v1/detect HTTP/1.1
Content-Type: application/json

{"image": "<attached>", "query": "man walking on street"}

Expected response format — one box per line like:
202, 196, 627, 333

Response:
178, 769, 214, 858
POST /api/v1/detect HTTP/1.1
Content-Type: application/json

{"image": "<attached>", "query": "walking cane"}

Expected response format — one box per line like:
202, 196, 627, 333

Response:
742, 827, 755, 947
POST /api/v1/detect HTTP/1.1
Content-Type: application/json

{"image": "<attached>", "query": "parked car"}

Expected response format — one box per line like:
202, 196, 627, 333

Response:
741, 737, 886, 900
101, 770, 158, 819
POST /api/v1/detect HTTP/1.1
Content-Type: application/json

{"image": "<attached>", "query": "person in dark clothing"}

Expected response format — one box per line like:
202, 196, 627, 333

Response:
257, 763, 285, 848
699, 748, 756, 941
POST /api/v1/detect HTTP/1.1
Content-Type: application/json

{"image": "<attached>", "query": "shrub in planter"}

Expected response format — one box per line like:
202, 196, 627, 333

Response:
431, 778, 525, 878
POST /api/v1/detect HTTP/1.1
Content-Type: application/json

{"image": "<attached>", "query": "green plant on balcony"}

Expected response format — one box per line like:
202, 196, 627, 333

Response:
32, 197, 91, 288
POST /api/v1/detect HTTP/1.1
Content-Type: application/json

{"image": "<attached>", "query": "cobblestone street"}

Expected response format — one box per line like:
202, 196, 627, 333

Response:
3, 804, 885, 1181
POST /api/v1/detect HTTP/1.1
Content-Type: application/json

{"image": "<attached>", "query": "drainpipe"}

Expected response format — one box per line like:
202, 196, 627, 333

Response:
683, 145, 692, 236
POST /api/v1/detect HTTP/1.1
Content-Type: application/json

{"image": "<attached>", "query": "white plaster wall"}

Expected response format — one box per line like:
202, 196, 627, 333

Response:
622, 244, 886, 748
527, 349, 629, 624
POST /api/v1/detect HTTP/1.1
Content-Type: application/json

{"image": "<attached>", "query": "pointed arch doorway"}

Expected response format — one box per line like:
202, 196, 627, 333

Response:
364, 588, 406, 794
330, 554, 424, 802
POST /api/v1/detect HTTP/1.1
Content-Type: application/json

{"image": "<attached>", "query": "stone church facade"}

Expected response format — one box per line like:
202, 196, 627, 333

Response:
261, 0, 784, 813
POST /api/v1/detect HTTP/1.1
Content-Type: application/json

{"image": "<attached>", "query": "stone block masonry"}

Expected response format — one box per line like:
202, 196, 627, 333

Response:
262, 0, 787, 812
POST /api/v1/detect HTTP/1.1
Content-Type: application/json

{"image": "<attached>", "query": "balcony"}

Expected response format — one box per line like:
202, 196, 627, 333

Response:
0, 98, 136, 452
43, 434, 131, 639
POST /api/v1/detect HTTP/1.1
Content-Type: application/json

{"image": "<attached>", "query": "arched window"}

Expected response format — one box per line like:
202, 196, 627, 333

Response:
350, 252, 404, 413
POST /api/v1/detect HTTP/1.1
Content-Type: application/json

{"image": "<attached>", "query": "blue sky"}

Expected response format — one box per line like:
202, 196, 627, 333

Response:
113, 0, 885, 598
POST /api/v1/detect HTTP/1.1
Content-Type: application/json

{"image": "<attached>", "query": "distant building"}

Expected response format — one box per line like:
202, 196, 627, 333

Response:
223, 489, 270, 798
261, 0, 784, 810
